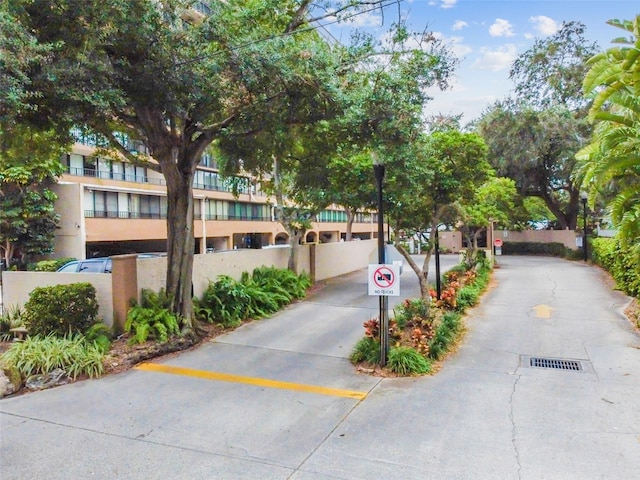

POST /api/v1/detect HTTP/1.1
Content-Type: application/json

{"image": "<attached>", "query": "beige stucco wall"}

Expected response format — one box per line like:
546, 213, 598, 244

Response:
494, 229, 579, 250
136, 241, 374, 298
438, 229, 580, 252
314, 239, 377, 281
1, 272, 114, 327
51, 183, 86, 259
136, 248, 302, 299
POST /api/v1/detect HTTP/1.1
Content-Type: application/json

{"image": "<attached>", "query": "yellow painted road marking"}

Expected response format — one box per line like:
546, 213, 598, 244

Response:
532, 304, 553, 318
135, 363, 368, 400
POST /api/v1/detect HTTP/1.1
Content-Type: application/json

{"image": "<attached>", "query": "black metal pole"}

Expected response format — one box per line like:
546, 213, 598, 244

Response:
435, 226, 441, 299
373, 164, 388, 366
582, 197, 588, 262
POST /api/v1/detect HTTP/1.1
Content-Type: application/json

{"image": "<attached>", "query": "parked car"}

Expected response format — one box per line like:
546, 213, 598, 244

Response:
56, 253, 165, 273
57, 257, 112, 273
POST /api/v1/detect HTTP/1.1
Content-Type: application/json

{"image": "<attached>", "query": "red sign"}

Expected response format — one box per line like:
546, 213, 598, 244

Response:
494, 238, 503, 247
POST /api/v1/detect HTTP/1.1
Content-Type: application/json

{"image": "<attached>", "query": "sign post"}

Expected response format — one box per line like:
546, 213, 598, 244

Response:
368, 262, 400, 367
494, 237, 503, 256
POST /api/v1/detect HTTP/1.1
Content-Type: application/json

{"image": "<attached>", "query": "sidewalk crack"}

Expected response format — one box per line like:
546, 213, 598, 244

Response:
510, 374, 522, 479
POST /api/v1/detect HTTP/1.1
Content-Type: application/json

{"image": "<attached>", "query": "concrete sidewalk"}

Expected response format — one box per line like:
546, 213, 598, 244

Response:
2, 255, 640, 479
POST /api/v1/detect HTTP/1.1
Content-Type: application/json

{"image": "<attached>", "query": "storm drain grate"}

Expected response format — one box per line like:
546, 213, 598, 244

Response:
529, 357, 582, 371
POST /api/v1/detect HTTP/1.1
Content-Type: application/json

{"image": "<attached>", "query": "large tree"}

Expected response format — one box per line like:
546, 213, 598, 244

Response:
478, 101, 589, 229
479, 21, 598, 230
385, 130, 491, 302
10, 0, 425, 331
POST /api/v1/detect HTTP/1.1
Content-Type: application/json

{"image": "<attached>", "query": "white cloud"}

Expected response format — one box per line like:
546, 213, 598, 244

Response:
489, 18, 515, 37
429, 0, 457, 8
529, 15, 560, 36
452, 20, 468, 31
433, 32, 473, 57
472, 44, 518, 72
348, 10, 383, 27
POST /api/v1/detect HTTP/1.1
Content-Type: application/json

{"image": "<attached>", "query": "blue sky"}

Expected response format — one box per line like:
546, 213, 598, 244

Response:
328, 0, 640, 123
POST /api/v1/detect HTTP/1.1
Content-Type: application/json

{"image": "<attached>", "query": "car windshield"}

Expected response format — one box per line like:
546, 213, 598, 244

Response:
79, 261, 105, 273
57, 262, 79, 272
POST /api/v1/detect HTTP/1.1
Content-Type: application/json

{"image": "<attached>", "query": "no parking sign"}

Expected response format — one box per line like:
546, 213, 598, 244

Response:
368, 264, 400, 296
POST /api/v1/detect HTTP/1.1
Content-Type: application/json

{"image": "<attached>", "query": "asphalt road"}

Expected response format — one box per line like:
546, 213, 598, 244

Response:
2, 255, 640, 479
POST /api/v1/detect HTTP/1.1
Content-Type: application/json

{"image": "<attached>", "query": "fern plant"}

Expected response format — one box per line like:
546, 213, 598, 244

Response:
125, 289, 180, 344
84, 323, 113, 354
125, 305, 180, 344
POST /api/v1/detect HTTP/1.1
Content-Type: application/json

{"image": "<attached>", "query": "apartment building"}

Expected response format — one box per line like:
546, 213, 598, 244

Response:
52, 131, 380, 260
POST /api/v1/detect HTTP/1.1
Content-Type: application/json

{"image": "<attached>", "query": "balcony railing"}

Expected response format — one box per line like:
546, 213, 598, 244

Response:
66, 166, 267, 195
85, 210, 166, 219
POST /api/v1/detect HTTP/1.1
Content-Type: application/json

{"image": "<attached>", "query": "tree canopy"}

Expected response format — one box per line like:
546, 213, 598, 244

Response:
7, 0, 458, 330
384, 129, 490, 301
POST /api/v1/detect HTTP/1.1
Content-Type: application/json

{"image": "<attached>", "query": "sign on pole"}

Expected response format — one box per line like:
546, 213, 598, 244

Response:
494, 237, 503, 256
368, 264, 400, 296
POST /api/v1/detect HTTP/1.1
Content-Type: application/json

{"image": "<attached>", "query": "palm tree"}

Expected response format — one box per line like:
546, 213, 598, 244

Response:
577, 15, 640, 256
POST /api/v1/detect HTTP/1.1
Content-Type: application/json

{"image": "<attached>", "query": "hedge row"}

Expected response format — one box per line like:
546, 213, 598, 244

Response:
591, 238, 640, 299
501, 241, 581, 259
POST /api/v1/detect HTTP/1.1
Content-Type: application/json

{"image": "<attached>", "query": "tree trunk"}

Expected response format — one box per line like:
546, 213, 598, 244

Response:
541, 190, 579, 230
2, 240, 14, 269
345, 209, 355, 241
394, 240, 431, 304
162, 162, 196, 333
288, 228, 304, 272
271, 155, 303, 272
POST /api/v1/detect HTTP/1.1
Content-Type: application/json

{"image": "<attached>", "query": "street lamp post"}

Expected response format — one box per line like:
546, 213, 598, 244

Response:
581, 192, 588, 262
373, 162, 389, 367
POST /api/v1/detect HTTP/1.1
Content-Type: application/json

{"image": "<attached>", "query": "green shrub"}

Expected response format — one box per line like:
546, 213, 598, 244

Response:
0, 305, 24, 341
456, 285, 480, 311
591, 238, 640, 298
23, 283, 99, 336
393, 298, 429, 330
195, 268, 312, 327
387, 346, 432, 375
350, 337, 380, 364
28, 258, 77, 272
1, 334, 105, 379
195, 276, 252, 327
502, 241, 570, 257
125, 289, 180, 344
455, 264, 491, 312
250, 266, 311, 300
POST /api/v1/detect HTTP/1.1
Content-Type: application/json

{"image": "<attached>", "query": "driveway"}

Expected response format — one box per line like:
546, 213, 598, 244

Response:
2, 255, 640, 479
